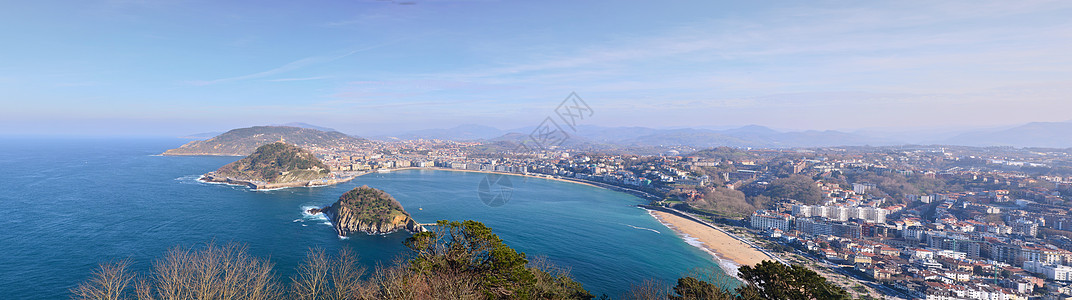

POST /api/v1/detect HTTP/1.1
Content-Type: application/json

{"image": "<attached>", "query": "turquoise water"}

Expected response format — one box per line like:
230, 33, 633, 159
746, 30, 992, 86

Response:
0, 138, 724, 298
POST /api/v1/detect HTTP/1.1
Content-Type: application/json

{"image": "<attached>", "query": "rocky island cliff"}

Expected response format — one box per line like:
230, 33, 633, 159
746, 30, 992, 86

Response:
201, 142, 353, 189
308, 186, 425, 236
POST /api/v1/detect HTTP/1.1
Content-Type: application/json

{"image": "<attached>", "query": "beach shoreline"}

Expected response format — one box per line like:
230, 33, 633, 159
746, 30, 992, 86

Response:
406, 167, 661, 200
405, 167, 603, 188
646, 209, 775, 275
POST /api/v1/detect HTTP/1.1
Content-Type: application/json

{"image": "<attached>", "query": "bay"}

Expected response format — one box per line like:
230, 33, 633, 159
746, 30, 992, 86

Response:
0, 138, 725, 298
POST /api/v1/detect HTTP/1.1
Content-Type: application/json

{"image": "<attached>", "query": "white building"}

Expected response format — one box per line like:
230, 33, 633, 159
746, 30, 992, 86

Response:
1024, 261, 1072, 281
750, 210, 792, 232
936, 249, 967, 260
791, 204, 888, 223
853, 183, 874, 194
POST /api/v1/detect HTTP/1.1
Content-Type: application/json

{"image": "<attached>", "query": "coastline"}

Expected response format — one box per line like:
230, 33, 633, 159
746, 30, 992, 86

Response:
409, 167, 603, 188
196, 165, 661, 199
645, 208, 775, 274
196, 167, 614, 192
400, 167, 661, 201
161, 152, 245, 156
199, 172, 361, 190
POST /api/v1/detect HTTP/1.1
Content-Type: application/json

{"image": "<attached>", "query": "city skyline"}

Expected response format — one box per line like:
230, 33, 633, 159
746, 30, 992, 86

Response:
2, 1, 1072, 136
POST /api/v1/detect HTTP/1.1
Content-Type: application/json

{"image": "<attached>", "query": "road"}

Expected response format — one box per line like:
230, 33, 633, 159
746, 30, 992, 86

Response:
795, 250, 914, 299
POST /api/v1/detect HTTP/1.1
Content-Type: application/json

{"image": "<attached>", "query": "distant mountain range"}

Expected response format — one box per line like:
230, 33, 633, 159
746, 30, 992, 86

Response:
270, 122, 338, 132
181, 120, 1072, 151
380, 121, 1072, 149
941, 121, 1072, 148
179, 132, 223, 140
378, 124, 897, 149
375, 124, 506, 141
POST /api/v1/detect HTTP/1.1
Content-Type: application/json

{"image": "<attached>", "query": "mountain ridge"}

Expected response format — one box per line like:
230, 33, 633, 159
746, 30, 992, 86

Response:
163, 126, 364, 156
942, 121, 1072, 148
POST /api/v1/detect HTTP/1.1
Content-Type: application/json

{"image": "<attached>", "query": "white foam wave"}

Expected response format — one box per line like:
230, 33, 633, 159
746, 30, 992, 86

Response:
337, 236, 349, 240
173, 175, 205, 185
300, 206, 330, 221
624, 224, 661, 234
645, 208, 743, 278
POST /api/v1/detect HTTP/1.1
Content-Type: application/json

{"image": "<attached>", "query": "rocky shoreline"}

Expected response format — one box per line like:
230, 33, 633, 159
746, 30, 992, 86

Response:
200, 172, 357, 190
307, 206, 425, 236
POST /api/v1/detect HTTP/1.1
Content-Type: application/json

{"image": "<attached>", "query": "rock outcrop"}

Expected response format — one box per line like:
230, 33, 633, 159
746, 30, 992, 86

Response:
308, 186, 425, 236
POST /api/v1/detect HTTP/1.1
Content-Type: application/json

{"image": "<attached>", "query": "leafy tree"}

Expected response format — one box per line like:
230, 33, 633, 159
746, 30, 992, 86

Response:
669, 277, 734, 300
405, 220, 593, 299
688, 147, 757, 162
688, 187, 755, 215
736, 261, 849, 300
767, 175, 823, 205
662, 261, 849, 300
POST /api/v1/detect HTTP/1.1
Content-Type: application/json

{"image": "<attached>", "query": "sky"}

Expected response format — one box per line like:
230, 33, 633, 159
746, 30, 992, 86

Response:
2, 0, 1072, 137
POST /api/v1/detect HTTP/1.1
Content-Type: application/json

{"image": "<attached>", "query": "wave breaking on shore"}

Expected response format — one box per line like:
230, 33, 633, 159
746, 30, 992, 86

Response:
299, 205, 332, 226
645, 208, 743, 279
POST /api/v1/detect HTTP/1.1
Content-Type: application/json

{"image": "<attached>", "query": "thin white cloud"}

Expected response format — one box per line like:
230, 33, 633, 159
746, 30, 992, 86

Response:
265, 76, 331, 82
380, 0, 1072, 106
191, 41, 397, 85
292, 1, 1072, 131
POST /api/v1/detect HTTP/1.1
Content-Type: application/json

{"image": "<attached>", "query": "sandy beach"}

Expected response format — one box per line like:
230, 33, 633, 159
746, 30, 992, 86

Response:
650, 210, 774, 270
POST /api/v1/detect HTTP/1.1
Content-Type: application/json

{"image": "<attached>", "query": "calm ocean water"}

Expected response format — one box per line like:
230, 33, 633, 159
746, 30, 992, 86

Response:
0, 138, 724, 298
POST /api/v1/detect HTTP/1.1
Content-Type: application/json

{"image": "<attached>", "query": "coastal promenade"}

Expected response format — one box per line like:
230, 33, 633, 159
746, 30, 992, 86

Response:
408, 167, 662, 201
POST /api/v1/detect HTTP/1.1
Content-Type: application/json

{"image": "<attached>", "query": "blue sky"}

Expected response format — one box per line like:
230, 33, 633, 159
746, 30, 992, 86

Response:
2, 0, 1072, 136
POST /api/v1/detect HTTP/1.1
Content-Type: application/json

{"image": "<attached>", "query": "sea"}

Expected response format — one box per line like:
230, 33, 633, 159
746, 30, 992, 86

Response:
0, 138, 726, 298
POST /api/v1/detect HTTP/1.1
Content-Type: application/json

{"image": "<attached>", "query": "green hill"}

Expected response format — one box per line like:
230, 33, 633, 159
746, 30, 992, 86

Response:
162, 126, 363, 156
211, 142, 330, 184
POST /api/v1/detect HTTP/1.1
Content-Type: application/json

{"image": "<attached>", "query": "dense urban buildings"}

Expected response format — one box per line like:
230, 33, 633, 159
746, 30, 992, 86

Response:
301, 137, 1072, 299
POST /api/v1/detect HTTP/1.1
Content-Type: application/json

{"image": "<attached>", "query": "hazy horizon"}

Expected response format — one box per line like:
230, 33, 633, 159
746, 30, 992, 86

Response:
3, 1, 1072, 137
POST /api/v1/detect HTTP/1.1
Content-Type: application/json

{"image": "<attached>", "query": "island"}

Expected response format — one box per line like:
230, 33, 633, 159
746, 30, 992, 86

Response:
162, 125, 365, 156
200, 142, 355, 189
307, 186, 425, 236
